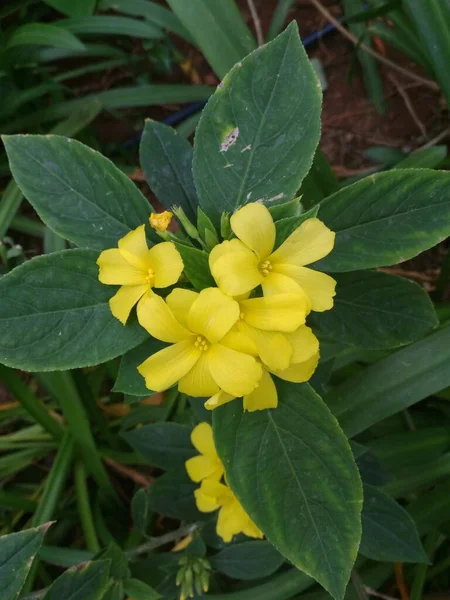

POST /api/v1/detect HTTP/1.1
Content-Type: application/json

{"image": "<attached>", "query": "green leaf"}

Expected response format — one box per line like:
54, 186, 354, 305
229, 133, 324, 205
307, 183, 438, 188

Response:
326, 323, 450, 437
213, 381, 363, 600
44, 0, 96, 17
7, 23, 85, 50
122, 423, 195, 470
3, 135, 153, 250
114, 338, 164, 396
210, 541, 284, 580
316, 169, 450, 273
131, 489, 152, 535
394, 146, 447, 169
58, 16, 163, 39
140, 120, 197, 222
0, 249, 147, 371
123, 579, 162, 600
360, 485, 427, 563
0, 523, 50, 600
193, 22, 322, 227
311, 271, 438, 349
148, 471, 204, 521
174, 243, 215, 291
165, 0, 256, 79
43, 560, 111, 600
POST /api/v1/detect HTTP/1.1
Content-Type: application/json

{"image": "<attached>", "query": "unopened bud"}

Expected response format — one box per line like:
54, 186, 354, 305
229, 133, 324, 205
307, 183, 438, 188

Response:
220, 212, 231, 239
149, 210, 173, 232
173, 206, 201, 242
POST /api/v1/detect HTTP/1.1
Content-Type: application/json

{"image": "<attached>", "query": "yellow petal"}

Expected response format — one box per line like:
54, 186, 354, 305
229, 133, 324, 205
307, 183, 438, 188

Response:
205, 390, 236, 411
273, 351, 320, 383
216, 501, 244, 543
188, 288, 240, 344
243, 519, 264, 539
270, 218, 335, 266
97, 248, 146, 285
207, 344, 262, 397
285, 325, 319, 363
230, 203, 275, 259
220, 330, 258, 356
166, 288, 198, 327
179, 353, 219, 397
262, 271, 307, 296
190, 422, 215, 456
237, 321, 292, 371
243, 369, 278, 412
137, 338, 200, 392
118, 225, 150, 270
240, 293, 309, 332
209, 239, 263, 297
273, 265, 336, 312
147, 242, 184, 288
109, 284, 148, 324
195, 478, 230, 513
194, 486, 221, 513
185, 455, 223, 483
137, 293, 191, 343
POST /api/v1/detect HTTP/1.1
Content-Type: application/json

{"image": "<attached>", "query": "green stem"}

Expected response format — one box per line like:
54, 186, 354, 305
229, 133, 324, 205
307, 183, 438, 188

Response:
74, 461, 100, 553
0, 365, 64, 441
410, 529, 441, 600
37, 371, 119, 503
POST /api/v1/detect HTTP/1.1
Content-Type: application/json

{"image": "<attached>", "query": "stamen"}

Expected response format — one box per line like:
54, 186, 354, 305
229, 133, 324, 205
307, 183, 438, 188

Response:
259, 260, 273, 277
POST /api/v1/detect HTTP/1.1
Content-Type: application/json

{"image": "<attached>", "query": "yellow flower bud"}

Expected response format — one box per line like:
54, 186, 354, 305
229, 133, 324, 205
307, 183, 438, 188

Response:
149, 210, 173, 232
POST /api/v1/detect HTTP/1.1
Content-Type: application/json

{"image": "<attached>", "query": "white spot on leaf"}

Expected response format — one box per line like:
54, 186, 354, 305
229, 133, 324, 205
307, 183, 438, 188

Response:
220, 127, 239, 153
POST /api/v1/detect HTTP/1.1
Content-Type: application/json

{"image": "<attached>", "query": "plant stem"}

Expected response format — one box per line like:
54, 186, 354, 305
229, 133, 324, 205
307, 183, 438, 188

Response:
74, 461, 100, 553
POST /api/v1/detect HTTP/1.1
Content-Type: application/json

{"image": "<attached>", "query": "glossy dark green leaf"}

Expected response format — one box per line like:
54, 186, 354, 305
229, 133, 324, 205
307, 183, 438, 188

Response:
0, 523, 50, 600
360, 485, 427, 563
326, 323, 450, 437
311, 271, 438, 349
43, 560, 111, 600
147, 472, 204, 521
122, 423, 195, 470
123, 579, 162, 600
193, 23, 321, 226
210, 541, 284, 580
316, 169, 450, 272
114, 337, 165, 396
213, 381, 363, 600
174, 243, 215, 291
0, 249, 147, 371
140, 120, 197, 222
3, 135, 153, 250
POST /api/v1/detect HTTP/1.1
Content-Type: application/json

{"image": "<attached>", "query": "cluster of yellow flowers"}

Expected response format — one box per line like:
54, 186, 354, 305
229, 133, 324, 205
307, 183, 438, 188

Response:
185, 422, 262, 542
97, 202, 336, 411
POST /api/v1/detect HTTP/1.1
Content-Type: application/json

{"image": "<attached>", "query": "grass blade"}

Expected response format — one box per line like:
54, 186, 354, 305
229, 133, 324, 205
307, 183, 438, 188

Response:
57, 15, 163, 39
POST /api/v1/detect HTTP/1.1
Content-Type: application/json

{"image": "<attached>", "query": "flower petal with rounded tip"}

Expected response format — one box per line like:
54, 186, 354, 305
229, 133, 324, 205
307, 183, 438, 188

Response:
207, 344, 262, 397
273, 265, 336, 312
209, 239, 262, 297
188, 288, 240, 344
195, 479, 230, 513
285, 325, 319, 363
270, 218, 335, 266
272, 351, 320, 383
137, 338, 200, 392
118, 224, 150, 269
190, 422, 216, 456
166, 288, 198, 327
97, 249, 146, 285
179, 353, 219, 397
109, 284, 148, 324
205, 390, 236, 411
194, 486, 221, 513
185, 455, 223, 483
237, 321, 292, 371
240, 293, 308, 332
220, 330, 258, 356
262, 272, 311, 309
230, 202, 275, 259
137, 293, 191, 343
217, 501, 245, 543
243, 369, 278, 412
148, 242, 184, 288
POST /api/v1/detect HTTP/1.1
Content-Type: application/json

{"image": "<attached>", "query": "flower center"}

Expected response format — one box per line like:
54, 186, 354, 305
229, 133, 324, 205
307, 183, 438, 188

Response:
194, 335, 209, 352
259, 259, 273, 277
145, 268, 155, 285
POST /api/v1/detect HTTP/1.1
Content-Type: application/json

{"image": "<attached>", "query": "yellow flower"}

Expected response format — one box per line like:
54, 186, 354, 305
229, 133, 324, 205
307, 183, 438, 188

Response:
194, 479, 263, 542
96, 225, 183, 324
185, 423, 224, 483
206, 325, 320, 411
150, 210, 173, 232
136, 288, 262, 397
209, 202, 337, 312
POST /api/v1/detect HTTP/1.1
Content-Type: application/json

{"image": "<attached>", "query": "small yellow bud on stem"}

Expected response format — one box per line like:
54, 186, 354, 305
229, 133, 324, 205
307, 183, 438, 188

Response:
149, 210, 173, 232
